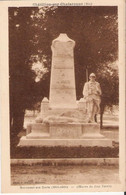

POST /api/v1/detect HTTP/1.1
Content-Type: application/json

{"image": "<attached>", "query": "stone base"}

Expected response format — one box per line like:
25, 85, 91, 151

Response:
18, 136, 112, 147
18, 122, 112, 147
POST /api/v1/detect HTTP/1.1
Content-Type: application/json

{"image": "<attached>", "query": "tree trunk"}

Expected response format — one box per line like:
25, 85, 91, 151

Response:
100, 104, 105, 129
11, 109, 25, 137
100, 111, 103, 129
10, 109, 13, 128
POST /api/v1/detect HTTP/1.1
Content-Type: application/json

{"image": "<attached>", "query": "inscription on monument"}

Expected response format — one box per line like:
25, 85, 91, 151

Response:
49, 33, 77, 109
51, 69, 74, 89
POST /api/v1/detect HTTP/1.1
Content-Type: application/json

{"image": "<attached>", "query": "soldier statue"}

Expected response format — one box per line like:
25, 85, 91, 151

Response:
83, 73, 102, 123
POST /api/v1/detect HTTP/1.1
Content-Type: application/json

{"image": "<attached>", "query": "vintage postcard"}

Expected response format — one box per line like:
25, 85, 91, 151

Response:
0, 0, 125, 193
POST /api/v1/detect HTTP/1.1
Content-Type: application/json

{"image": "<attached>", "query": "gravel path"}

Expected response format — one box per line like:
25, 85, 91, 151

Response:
11, 164, 119, 185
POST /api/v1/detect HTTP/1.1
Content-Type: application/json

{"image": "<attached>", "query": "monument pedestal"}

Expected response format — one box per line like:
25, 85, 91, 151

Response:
18, 122, 112, 147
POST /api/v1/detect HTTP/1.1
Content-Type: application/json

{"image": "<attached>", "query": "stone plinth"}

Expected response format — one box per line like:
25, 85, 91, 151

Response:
27, 123, 49, 134
18, 122, 112, 147
26, 123, 50, 138
41, 97, 49, 119
82, 123, 104, 138
49, 33, 77, 109
77, 98, 87, 112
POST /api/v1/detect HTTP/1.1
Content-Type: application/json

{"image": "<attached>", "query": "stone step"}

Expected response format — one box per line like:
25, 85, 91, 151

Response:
18, 137, 112, 147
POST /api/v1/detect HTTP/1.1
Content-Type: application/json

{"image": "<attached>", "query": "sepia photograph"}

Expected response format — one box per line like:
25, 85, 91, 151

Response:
0, 0, 125, 193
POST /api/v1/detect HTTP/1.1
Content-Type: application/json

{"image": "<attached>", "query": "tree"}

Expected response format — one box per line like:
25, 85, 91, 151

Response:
9, 7, 43, 136
96, 62, 119, 128
9, 7, 57, 137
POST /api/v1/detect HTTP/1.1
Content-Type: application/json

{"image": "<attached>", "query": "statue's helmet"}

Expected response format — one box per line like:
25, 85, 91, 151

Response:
89, 73, 96, 78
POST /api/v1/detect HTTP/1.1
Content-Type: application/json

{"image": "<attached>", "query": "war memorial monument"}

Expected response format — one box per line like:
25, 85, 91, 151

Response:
18, 33, 112, 147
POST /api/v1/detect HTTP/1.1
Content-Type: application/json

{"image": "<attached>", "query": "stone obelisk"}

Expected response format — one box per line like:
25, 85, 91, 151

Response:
49, 33, 77, 109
